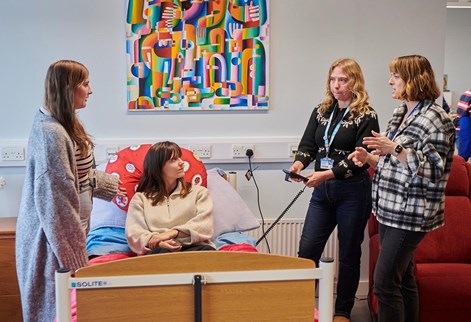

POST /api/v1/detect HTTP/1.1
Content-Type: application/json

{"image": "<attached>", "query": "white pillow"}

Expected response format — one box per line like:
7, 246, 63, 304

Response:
206, 168, 260, 237
89, 164, 127, 231
89, 197, 127, 230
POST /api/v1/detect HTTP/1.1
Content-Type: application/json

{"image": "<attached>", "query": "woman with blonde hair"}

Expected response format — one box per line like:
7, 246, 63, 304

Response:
289, 58, 379, 321
16, 60, 121, 321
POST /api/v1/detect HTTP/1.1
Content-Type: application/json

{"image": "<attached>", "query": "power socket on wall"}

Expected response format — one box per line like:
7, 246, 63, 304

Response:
1, 147, 25, 161
189, 144, 212, 158
288, 143, 298, 158
232, 144, 255, 158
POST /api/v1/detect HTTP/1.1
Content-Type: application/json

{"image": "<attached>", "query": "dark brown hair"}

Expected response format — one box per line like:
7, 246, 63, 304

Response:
44, 60, 93, 156
389, 55, 441, 101
137, 141, 191, 206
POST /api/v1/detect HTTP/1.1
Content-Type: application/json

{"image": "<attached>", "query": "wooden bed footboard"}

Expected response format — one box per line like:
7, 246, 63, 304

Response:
56, 251, 334, 322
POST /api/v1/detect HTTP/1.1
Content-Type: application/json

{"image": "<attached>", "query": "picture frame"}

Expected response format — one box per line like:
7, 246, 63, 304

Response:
126, 0, 270, 111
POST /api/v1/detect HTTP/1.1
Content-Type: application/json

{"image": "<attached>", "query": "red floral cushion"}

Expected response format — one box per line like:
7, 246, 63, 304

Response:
105, 144, 207, 211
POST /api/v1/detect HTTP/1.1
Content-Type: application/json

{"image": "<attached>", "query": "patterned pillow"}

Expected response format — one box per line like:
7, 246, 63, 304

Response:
105, 144, 207, 211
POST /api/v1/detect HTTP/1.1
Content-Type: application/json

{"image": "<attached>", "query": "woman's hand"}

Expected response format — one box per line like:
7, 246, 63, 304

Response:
304, 170, 334, 188
289, 161, 305, 182
348, 147, 371, 167
117, 180, 127, 197
146, 230, 180, 249
158, 240, 183, 252
363, 131, 396, 156
146, 234, 163, 249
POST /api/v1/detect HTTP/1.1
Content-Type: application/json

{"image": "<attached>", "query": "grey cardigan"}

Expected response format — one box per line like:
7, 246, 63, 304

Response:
15, 109, 118, 322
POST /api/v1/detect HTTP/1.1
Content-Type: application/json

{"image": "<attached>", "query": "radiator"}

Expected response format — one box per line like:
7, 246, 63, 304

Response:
246, 218, 339, 269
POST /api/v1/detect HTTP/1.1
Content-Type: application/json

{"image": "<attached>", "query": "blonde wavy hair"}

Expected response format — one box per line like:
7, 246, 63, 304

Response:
389, 55, 440, 101
319, 58, 370, 120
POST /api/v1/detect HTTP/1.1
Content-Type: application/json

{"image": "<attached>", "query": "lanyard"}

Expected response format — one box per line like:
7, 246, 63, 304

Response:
389, 101, 423, 140
323, 104, 350, 157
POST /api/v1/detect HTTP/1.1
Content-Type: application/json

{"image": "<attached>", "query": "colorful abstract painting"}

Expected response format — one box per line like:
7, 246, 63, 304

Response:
126, 0, 269, 111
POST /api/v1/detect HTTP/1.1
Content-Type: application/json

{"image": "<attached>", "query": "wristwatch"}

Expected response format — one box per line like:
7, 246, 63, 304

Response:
394, 144, 403, 156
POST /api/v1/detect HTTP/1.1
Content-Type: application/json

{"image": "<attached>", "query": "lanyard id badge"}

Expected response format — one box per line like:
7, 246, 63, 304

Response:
320, 157, 334, 169
322, 105, 350, 169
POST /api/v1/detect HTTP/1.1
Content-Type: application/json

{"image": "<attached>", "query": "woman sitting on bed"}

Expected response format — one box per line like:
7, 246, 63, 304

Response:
126, 141, 216, 255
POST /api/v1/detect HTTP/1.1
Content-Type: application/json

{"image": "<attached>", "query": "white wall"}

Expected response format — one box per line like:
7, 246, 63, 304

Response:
0, 0, 448, 214
0, 0, 447, 141
445, 8, 471, 108
0, 0, 448, 295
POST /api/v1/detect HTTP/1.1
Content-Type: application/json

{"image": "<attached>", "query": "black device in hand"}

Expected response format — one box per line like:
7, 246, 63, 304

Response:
282, 169, 308, 182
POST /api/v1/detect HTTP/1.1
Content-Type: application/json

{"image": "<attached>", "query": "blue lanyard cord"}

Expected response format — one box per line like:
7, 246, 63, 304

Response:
323, 104, 350, 157
389, 101, 423, 140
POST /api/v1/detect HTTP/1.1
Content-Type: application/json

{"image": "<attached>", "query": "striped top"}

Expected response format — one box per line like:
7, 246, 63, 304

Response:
75, 144, 93, 186
457, 89, 471, 117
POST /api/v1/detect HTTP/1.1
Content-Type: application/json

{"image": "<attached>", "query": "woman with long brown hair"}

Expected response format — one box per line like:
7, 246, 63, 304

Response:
16, 60, 121, 321
126, 141, 215, 255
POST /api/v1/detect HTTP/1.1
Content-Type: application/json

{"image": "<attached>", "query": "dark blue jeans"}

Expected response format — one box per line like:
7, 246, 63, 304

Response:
374, 224, 425, 322
298, 172, 372, 317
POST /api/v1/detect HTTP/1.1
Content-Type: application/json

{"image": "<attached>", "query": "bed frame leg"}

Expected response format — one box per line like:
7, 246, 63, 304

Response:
318, 258, 334, 322
55, 268, 72, 322
193, 274, 203, 322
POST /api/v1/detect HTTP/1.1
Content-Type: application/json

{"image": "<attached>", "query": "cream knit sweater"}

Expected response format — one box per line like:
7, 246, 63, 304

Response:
126, 183, 214, 255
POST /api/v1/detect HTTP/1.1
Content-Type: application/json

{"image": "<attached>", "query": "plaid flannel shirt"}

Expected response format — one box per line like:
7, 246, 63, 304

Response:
372, 100, 456, 232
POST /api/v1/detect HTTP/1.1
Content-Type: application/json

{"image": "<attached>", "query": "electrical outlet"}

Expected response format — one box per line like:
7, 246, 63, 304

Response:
289, 143, 298, 158
0, 176, 6, 189
232, 144, 255, 158
1, 146, 25, 161
189, 144, 212, 158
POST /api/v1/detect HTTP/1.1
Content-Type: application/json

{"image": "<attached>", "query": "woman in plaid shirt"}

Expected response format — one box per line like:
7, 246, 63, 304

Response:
349, 55, 455, 322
